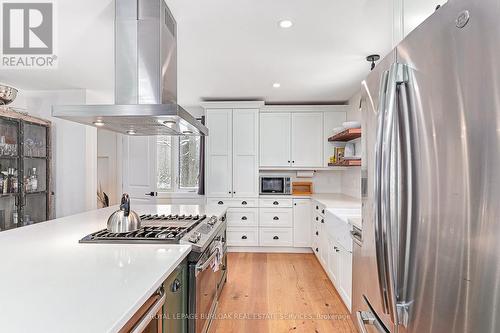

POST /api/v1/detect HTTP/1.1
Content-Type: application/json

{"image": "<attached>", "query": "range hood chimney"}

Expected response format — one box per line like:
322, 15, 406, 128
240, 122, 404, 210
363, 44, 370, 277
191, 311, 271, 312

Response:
52, 0, 208, 136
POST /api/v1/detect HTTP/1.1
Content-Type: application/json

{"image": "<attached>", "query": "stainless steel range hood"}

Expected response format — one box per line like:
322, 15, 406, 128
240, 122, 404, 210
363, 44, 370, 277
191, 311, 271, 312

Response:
52, 0, 208, 136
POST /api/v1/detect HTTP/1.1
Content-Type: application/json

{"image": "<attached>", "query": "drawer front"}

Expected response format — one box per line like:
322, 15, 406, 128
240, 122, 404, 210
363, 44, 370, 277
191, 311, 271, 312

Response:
259, 198, 293, 208
233, 198, 258, 208
259, 208, 293, 227
227, 227, 259, 246
207, 198, 258, 208
227, 208, 259, 227
207, 198, 233, 207
313, 201, 326, 216
259, 228, 293, 247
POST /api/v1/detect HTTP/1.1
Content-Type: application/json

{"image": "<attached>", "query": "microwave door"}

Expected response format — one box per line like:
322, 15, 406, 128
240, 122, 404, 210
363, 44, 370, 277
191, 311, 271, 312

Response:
261, 178, 284, 194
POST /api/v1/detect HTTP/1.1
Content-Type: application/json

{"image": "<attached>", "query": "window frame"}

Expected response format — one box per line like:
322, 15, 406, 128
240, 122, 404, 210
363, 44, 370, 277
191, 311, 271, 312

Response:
157, 136, 200, 194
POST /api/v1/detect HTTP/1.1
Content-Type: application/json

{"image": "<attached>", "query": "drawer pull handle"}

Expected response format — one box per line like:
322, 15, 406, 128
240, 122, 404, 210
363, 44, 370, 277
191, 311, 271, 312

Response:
242, 235, 247, 240
218, 201, 224, 205
273, 201, 279, 205
316, 206, 319, 210
242, 201, 247, 205
273, 236, 279, 240
273, 216, 279, 221
241, 216, 248, 221
322, 209, 325, 214
321, 219, 324, 224
315, 231, 319, 236
315, 217, 319, 221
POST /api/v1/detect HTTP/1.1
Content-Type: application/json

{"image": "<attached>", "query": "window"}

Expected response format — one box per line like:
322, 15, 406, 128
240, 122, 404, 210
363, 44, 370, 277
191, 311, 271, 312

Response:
156, 135, 200, 192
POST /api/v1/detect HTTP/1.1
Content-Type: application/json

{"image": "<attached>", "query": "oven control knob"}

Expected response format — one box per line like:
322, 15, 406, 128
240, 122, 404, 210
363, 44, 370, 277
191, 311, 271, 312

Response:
188, 232, 202, 243
207, 216, 218, 226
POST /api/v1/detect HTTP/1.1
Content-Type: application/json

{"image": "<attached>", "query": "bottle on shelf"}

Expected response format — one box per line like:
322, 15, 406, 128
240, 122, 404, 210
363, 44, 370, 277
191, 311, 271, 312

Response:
30, 168, 38, 192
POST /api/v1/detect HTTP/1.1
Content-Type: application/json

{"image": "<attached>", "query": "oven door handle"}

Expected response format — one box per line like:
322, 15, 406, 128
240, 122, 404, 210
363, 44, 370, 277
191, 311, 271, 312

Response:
130, 288, 166, 333
195, 250, 219, 275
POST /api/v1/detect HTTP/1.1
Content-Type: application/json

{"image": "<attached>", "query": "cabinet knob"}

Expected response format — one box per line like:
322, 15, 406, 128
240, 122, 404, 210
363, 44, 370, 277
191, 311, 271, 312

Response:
273, 236, 279, 240
316, 231, 319, 236
316, 217, 319, 221
315, 248, 319, 252
288, 160, 290, 163
322, 209, 325, 214
316, 206, 319, 210
241, 216, 247, 220
273, 216, 279, 221
228, 191, 231, 194
273, 201, 279, 205
242, 201, 247, 205
218, 201, 224, 205
242, 235, 247, 240
292, 161, 295, 163
321, 219, 324, 224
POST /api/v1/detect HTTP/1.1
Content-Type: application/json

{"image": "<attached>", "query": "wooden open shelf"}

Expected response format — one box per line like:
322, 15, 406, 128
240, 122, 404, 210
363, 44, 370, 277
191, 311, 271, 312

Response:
328, 159, 361, 167
328, 128, 361, 142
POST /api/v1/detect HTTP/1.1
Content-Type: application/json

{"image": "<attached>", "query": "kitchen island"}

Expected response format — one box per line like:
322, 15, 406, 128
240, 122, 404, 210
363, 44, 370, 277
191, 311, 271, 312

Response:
0, 204, 226, 333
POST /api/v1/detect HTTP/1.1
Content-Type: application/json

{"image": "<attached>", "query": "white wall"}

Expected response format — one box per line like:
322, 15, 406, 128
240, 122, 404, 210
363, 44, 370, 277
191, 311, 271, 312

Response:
11, 89, 98, 218
341, 91, 362, 199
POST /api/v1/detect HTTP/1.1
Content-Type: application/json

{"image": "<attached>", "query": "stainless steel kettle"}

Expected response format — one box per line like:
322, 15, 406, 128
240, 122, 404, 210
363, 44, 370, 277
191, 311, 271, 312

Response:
107, 193, 141, 233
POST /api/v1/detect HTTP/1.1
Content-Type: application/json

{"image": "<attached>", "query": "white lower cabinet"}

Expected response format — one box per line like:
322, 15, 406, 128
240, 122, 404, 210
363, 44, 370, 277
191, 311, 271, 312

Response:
259, 228, 293, 247
227, 227, 259, 246
215, 197, 311, 249
311, 199, 353, 311
293, 199, 311, 247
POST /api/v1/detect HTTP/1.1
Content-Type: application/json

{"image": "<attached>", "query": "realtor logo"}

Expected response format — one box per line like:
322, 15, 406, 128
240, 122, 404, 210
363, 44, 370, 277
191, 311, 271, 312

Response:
1, 1, 57, 68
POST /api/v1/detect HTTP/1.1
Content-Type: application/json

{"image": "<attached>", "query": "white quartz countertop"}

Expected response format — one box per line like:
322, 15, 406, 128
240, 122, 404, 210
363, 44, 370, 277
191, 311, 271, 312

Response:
0, 204, 226, 333
310, 193, 361, 209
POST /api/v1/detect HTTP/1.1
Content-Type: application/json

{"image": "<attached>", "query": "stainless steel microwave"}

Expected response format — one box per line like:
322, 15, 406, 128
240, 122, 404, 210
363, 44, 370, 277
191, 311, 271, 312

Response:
259, 176, 292, 195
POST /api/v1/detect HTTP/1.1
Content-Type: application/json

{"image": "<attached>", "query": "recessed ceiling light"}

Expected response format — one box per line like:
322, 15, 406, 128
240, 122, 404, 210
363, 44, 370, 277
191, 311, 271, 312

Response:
279, 20, 293, 29
93, 120, 105, 127
127, 129, 136, 135
273, 82, 281, 88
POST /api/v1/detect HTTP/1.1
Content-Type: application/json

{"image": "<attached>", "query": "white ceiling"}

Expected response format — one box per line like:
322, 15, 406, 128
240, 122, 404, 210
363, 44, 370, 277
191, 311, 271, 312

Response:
0, 0, 428, 105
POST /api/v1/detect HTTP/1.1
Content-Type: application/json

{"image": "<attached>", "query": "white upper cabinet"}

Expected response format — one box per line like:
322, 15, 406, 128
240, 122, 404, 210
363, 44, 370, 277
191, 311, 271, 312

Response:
232, 109, 259, 197
206, 109, 233, 197
205, 106, 259, 198
259, 113, 291, 167
291, 112, 323, 167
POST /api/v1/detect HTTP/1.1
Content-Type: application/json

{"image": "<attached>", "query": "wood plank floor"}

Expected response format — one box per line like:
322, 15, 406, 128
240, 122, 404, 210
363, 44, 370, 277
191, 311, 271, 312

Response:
209, 253, 356, 333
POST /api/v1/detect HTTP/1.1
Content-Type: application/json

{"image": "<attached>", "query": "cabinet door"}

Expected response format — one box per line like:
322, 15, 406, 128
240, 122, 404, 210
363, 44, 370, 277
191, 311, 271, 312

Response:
328, 238, 340, 285
259, 113, 291, 167
293, 199, 311, 247
339, 247, 353, 310
205, 109, 232, 197
291, 113, 323, 167
232, 109, 259, 197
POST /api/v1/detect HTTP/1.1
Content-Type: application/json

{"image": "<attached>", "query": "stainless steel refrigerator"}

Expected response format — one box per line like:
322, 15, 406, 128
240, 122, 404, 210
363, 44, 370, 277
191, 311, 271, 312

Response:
352, 1, 500, 332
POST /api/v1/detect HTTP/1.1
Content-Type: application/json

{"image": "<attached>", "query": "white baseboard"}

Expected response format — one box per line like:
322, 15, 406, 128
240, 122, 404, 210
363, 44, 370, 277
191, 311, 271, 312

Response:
228, 246, 313, 253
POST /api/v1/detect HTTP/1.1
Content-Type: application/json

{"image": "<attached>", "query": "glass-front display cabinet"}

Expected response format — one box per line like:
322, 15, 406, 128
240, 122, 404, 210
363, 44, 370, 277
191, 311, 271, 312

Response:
0, 107, 51, 231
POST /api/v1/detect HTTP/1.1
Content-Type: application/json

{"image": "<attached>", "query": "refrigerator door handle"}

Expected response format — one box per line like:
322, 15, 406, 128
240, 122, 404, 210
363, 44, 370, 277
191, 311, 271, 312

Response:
395, 65, 415, 328
372, 69, 391, 314
381, 62, 403, 324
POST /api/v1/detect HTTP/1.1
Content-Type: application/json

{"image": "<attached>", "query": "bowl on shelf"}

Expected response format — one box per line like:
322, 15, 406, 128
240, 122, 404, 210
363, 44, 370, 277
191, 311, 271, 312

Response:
342, 121, 361, 129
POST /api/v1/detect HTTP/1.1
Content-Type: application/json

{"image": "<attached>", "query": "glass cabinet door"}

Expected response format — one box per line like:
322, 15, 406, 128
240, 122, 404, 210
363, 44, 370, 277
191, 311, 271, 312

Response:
0, 117, 21, 231
21, 122, 48, 225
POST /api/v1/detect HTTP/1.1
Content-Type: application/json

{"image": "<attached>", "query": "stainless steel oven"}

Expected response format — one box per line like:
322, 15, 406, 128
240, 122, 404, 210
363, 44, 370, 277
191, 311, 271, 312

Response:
259, 176, 291, 195
188, 221, 227, 333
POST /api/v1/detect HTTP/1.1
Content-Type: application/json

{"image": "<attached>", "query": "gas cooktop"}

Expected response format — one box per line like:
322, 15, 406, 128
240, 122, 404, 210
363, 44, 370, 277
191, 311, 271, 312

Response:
79, 214, 206, 243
